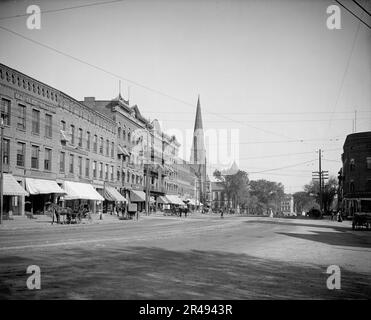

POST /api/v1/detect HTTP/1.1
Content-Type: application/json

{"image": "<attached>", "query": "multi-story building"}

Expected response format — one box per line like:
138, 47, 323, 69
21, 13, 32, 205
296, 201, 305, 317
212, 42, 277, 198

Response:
280, 194, 294, 214
340, 131, 371, 216
210, 181, 228, 211
0, 63, 122, 216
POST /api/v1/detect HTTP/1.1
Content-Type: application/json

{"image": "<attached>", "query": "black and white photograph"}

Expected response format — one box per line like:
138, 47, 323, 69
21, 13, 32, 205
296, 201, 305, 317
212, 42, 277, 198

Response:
0, 0, 370, 305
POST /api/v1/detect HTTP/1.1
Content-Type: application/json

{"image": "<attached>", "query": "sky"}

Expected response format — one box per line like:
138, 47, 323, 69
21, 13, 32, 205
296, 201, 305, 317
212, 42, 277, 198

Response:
0, 0, 370, 193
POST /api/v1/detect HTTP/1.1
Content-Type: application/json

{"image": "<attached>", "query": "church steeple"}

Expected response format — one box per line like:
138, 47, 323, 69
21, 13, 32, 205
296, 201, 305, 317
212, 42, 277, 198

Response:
190, 95, 206, 165
194, 95, 203, 131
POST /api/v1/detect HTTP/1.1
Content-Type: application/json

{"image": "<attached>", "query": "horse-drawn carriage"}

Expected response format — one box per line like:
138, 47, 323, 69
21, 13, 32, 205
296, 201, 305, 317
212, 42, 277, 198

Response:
46, 203, 92, 224
352, 212, 371, 230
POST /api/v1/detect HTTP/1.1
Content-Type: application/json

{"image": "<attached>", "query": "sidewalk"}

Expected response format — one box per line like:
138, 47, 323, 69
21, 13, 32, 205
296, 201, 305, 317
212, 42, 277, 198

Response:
0, 212, 125, 231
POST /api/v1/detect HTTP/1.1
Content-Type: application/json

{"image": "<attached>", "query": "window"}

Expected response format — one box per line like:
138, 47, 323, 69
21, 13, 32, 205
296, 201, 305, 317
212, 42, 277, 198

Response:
128, 129, 131, 143
61, 120, 66, 131
69, 154, 74, 173
17, 104, 26, 130
127, 171, 130, 183
1, 98, 10, 125
85, 158, 90, 177
117, 168, 120, 181
86, 131, 91, 150
93, 135, 97, 152
106, 139, 109, 156
367, 157, 371, 170
32, 109, 40, 134
44, 148, 52, 171
118, 127, 121, 139
78, 156, 82, 176
99, 137, 103, 154
45, 114, 52, 138
60, 152, 65, 173
350, 159, 355, 171
31, 145, 39, 169
16, 142, 25, 167
93, 161, 97, 178
99, 162, 103, 179
110, 166, 114, 181
123, 126, 126, 140
111, 141, 114, 158
78, 128, 83, 147
2, 139, 10, 165
350, 181, 355, 193
70, 125, 75, 145
105, 164, 108, 180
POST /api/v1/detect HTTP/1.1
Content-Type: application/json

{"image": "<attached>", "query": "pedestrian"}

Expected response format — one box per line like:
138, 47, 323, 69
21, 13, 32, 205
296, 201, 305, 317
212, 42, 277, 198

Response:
220, 209, 224, 219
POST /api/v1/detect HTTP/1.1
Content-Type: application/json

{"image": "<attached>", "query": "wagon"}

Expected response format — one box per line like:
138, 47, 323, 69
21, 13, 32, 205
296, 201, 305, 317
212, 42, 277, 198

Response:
352, 213, 371, 230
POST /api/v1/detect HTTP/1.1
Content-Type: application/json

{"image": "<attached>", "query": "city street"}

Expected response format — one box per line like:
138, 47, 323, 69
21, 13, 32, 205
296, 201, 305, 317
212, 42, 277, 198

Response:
0, 214, 370, 299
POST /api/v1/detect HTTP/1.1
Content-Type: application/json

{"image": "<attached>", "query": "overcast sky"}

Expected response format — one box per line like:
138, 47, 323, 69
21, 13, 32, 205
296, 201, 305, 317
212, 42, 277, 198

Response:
0, 0, 370, 193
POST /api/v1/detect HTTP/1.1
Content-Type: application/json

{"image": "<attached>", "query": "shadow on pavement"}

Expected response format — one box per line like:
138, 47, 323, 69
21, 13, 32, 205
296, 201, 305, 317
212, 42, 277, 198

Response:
0, 246, 370, 300
277, 230, 371, 248
244, 220, 350, 233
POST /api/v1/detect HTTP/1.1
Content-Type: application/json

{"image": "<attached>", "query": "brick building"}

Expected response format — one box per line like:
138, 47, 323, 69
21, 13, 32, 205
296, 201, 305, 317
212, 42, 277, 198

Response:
0, 63, 120, 216
340, 131, 371, 215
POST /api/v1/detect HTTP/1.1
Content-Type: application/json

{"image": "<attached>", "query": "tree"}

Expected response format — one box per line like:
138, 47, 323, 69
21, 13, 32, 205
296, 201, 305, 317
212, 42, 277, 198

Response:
213, 169, 249, 209
293, 191, 315, 213
304, 176, 338, 213
249, 179, 285, 214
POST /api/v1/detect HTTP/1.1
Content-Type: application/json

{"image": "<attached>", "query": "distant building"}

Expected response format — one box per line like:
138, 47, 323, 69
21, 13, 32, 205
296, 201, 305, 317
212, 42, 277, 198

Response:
280, 194, 294, 214
340, 131, 371, 215
210, 181, 228, 210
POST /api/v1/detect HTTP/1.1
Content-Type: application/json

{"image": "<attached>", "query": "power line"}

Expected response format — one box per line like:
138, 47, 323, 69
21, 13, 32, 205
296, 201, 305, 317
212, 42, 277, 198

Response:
327, 8, 362, 134
0, 25, 311, 144
334, 0, 371, 29
144, 110, 371, 115
352, 0, 371, 16
248, 160, 316, 174
0, 0, 127, 21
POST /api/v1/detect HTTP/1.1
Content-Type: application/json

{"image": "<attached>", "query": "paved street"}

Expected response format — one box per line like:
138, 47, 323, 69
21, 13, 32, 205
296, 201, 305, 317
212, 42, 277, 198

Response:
0, 214, 370, 299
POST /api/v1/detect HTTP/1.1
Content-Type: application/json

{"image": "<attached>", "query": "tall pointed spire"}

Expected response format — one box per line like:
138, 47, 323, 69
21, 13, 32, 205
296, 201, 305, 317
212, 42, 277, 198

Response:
190, 95, 206, 165
194, 94, 203, 131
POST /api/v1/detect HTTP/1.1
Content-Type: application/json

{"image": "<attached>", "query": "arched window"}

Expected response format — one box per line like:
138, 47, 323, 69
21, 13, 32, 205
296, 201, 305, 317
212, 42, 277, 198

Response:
123, 125, 126, 140
128, 129, 131, 142
350, 159, 355, 171
118, 127, 121, 139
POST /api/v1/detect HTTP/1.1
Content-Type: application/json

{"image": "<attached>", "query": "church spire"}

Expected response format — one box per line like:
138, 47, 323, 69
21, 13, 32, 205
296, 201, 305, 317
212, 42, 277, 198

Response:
194, 94, 203, 131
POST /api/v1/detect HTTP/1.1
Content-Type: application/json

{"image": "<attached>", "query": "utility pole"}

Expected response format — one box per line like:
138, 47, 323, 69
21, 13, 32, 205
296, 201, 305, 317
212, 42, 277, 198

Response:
0, 118, 4, 225
312, 149, 329, 213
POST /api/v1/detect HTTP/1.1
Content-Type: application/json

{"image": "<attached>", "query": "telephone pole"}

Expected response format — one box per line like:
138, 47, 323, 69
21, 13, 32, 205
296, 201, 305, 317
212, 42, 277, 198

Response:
312, 149, 328, 213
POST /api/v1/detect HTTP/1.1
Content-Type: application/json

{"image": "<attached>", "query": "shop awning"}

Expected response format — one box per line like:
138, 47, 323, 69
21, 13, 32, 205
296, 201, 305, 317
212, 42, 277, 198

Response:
63, 181, 104, 201
104, 186, 128, 202
3, 174, 29, 196
26, 178, 66, 195
157, 196, 169, 204
118, 145, 130, 157
186, 198, 196, 206
130, 190, 146, 202
166, 194, 184, 205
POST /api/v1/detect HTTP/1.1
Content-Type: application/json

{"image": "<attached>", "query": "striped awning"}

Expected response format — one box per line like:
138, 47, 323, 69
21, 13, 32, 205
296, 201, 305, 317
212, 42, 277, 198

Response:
157, 196, 169, 204
130, 190, 146, 202
118, 145, 130, 157
104, 186, 127, 202
26, 178, 66, 195
63, 181, 104, 201
3, 174, 28, 196
165, 194, 184, 205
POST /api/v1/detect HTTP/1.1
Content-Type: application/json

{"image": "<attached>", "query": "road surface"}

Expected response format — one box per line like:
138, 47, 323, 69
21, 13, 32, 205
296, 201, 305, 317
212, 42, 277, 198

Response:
0, 214, 370, 299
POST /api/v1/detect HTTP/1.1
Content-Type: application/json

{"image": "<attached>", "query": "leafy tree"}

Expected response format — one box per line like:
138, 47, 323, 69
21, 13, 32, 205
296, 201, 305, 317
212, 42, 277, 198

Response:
213, 169, 249, 209
304, 176, 338, 213
249, 179, 285, 214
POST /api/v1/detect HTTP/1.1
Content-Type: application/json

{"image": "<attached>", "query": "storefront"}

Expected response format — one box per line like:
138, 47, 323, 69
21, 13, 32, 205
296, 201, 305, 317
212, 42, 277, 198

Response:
25, 178, 66, 215
130, 190, 146, 212
2, 174, 29, 216
103, 185, 128, 214
157, 195, 169, 211
63, 180, 105, 214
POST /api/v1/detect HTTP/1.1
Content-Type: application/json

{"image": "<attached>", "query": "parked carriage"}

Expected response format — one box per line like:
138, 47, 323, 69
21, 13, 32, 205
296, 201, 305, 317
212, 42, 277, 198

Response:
352, 212, 371, 230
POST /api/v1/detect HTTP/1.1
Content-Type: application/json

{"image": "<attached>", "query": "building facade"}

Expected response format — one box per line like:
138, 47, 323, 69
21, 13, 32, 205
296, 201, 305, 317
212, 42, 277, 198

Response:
0, 63, 117, 215
340, 131, 371, 215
